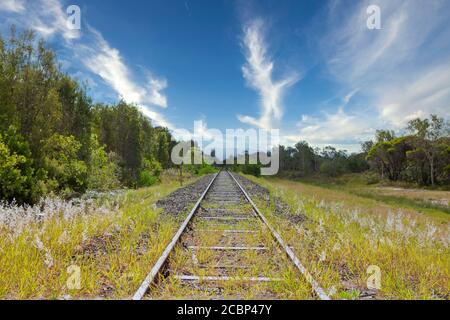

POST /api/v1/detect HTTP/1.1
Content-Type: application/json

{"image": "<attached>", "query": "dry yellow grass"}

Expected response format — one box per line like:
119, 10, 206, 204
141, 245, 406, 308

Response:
244, 175, 450, 300
372, 187, 450, 207
0, 177, 197, 299
148, 197, 315, 300
150, 218, 314, 300
2, 172, 448, 300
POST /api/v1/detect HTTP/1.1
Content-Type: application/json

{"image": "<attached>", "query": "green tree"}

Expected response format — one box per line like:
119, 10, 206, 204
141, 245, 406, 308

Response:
0, 127, 45, 203
87, 134, 120, 190
294, 141, 316, 176
41, 134, 87, 195
141, 157, 162, 178
407, 115, 449, 186
155, 128, 171, 168
0, 27, 182, 202
367, 137, 411, 181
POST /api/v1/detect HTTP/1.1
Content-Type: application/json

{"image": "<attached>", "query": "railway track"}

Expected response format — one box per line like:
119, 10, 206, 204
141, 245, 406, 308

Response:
133, 171, 329, 300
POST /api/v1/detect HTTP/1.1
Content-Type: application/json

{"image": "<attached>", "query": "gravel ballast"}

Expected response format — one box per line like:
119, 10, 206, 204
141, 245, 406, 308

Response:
156, 174, 215, 216
156, 172, 305, 223
231, 172, 306, 224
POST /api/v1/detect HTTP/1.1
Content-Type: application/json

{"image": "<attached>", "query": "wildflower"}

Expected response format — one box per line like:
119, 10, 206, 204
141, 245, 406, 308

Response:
34, 235, 45, 251
82, 229, 88, 243
33, 235, 54, 269
332, 242, 341, 252
319, 251, 326, 262
0, 196, 115, 235
396, 218, 405, 234
426, 224, 437, 241
386, 213, 395, 232
44, 252, 54, 269
328, 286, 337, 297
58, 231, 69, 244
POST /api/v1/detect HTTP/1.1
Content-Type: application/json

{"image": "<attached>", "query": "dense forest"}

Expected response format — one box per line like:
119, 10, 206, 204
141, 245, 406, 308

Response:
0, 28, 174, 204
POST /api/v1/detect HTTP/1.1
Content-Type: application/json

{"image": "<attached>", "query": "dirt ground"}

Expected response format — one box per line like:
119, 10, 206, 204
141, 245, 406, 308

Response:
373, 187, 450, 207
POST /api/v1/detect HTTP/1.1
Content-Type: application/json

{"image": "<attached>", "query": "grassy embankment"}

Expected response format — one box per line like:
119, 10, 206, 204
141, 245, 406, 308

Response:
0, 174, 199, 299
244, 174, 450, 300
298, 173, 450, 218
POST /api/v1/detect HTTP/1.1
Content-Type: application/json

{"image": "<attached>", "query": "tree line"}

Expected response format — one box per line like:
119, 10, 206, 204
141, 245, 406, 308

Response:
366, 115, 449, 186
276, 115, 449, 186
0, 28, 174, 204
232, 115, 449, 187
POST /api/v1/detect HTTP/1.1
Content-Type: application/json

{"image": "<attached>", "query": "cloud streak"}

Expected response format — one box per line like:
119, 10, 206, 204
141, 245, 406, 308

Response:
238, 19, 299, 130
13, 0, 81, 40
321, 0, 450, 127
81, 29, 171, 127
0, 0, 171, 128
289, 0, 450, 152
286, 108, 375, 150
0, 0, 25, 13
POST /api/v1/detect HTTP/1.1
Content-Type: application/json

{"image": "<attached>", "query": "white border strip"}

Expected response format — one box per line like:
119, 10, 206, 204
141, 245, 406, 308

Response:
175, 275, 282, 282
188, 246, 267, 251
132, 173, 219, 300
228, 171, 331, 300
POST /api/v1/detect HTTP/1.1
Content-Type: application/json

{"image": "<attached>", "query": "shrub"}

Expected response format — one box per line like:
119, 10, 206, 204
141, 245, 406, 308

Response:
362, 172, 381, 185
197, 165, 217, 175
138, 170, 158, 187
320, 160, 345, 177
41, 134, 87, 194
142, 158, 162, 179
242, 164, 261, 177
87, 134, 120, 190
0, 127, 45, 203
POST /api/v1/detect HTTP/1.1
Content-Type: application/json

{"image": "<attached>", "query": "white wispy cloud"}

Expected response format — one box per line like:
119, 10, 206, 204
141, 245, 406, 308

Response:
321, 0, 450, 127
375, 62, 450, 124
289, 0, 450, 151
80, 28, 170, 127
0, 0, 172, 128
39, 0, 81, 40
238, 19, 299, 130
83, 28, 168, 106
139, 107, 171, 129
343, 89, 359, 104
148, 77, 168, 108
0, 0, 24, 13
7, 0, 81, 40
286, 108, 375, 148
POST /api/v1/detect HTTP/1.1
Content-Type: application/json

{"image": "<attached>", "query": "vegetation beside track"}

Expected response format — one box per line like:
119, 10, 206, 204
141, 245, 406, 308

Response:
0, 174, 200, 299
243, 174, 450, 300
292, 174, 450, 217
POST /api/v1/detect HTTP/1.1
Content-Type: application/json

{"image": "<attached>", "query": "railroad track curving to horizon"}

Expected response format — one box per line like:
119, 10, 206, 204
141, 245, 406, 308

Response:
133, 171, 330, 300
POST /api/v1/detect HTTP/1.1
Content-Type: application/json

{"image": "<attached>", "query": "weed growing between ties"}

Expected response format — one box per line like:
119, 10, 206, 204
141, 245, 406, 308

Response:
149, 206, 315, 300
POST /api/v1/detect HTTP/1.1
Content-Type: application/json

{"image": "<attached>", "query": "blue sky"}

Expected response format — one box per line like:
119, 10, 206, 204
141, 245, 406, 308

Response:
1, 0, 449, 152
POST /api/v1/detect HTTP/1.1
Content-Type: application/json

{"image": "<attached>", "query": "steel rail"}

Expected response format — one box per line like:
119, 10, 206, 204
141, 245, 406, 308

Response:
227, 171, 331, 300
133, 170, 329, 300
132, 172, 219, 300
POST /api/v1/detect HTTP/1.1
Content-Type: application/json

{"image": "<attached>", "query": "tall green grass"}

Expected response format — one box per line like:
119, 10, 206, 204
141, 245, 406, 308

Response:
0, 178, 196, 299
244, 175, 450, 300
